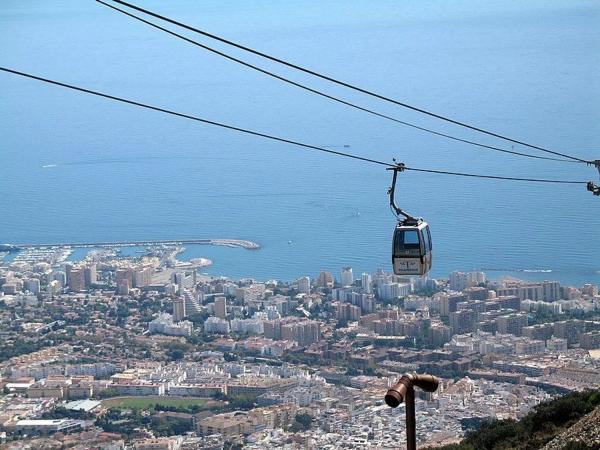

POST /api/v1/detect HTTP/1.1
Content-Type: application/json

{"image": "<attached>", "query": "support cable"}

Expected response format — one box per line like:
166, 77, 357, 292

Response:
96, 0, 576, 164
0, 66, 589, 186
103, 0, 594, 164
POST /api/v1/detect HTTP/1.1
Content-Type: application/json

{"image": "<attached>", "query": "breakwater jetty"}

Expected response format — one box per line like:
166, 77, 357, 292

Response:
1, 238, 260, 252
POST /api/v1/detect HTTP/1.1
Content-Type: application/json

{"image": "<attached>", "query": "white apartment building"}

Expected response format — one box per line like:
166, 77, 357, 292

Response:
149, 313, 193, 337
341, 267, 353, 287
361, 273, 372, 294
204, 317, 230, 334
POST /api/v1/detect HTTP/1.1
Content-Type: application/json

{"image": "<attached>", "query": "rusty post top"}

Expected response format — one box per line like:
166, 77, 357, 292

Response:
385, 373, 440, 408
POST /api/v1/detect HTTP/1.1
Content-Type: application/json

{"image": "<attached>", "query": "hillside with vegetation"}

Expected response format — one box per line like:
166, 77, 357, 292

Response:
428, 390, 600, 450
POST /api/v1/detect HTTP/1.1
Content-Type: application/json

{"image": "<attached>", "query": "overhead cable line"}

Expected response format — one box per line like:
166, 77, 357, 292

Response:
96, 0, 573, 164
103, 0, 593, 165
0, 66, 588, 186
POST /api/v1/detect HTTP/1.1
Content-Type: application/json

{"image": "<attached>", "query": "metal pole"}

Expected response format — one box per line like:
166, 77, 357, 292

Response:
405, 386, 416, 450
385, 373, 439, 450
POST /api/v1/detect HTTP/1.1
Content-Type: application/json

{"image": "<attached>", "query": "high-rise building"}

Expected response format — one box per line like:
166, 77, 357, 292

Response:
449, 272, 467, 291
133, 266, 153, 288
465, 286, 488, 301
331, 288, 349, 302
341, 267, 353, 287
173, 297, 186, 322
553, 320, 586, 345
541, 281, 561, 301
428, 324, 452, 347
360, 296, 375, 313
497, 295, 521, 311
115, 268, 133, 285
263, 305, 281, 321
493, 280, 560, 302
264, 318, 320, 346
495, 313, 528, 336
297, 276, 311, 294
52, 271, 67, 287
215, 296, 227, 319
546, 337, 568, 352
522, 323, 554, 341
235, 284, 265, 303
66, 265, 86, 292
477, 320, 497, 334
563, 286, 581, 300
263, 295, 292, 316
378, 282, 411, 300
439, 294, 466, 317
24, 278, 41, 295
183, 289, 201, 316
84, 264, 97, 287
64, 264, 73, 282
230, 318, 264, 335
172, 270, 197, 292
521, 299, 562, 315
46, 280, 61, 295
264, 320, 282, 340
581, 284, 598, 297
449, 271, 486, 291
315, 271, 334, 289
361, 273, 372, 294
334, 302, 361, 322
281, 320, 320, 346
116, 268, 133, 295
449, 310, 477, 335
579, 331, 600, 350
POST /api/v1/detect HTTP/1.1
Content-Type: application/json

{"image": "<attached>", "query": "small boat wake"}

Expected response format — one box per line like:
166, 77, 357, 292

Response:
42, 164, 58, 168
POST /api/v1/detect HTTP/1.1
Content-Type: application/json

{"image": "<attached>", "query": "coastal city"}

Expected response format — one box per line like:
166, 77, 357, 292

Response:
2, 0, 599, 448
0, 242, 598, 449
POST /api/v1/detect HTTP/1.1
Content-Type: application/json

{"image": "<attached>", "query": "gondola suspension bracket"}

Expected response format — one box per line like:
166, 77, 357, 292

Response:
387, 161, 418, 225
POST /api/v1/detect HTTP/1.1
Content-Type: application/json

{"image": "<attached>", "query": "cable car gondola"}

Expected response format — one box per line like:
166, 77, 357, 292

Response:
392, 218, 432, 276
388, 164, 432, 276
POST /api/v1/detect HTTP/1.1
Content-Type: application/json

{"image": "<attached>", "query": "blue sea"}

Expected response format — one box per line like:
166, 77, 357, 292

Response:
1, 0, 599, 286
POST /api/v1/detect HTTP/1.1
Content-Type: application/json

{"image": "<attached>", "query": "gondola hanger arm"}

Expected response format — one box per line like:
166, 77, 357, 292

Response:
387, 161, 420, 223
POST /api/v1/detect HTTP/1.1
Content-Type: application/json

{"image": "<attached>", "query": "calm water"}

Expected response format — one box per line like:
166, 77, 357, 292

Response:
1, 1, 599, 286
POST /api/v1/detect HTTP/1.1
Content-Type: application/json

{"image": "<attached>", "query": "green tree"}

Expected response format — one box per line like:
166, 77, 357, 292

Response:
150, 417, 192, 436
430, 390, 600, 450
290, 413, 312, 432
97, 387, 120, 399
166, 348, 184, 360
